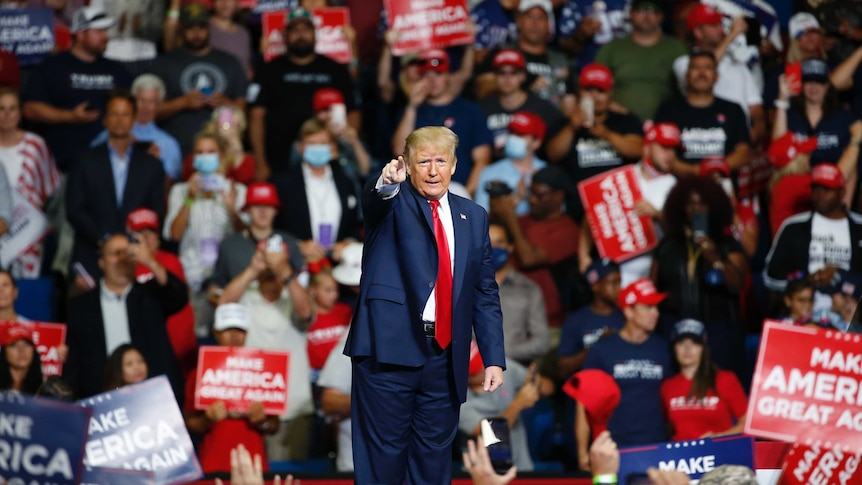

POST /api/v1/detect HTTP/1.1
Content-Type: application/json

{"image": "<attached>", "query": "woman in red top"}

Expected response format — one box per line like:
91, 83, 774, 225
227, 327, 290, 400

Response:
661, 319, 748, 441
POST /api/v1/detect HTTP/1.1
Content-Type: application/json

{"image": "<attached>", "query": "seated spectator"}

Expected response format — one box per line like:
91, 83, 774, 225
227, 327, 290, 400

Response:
489, 166, 579, 328
767, 132, 819, 235
558, 260, 623, 380
208, 183, 305, 309
317, 329, 353, 471
479, 49, 563, 161
779, 275, 814, 323
219, 240, 314, 462
475, 111, 548, 215
579, 278, 670, 461
546, 63, 643, 219
289, 89, 372, 185
272, 118, 361, 265
0, 325, 43, 395
459, 346, 554, 472
22, 5, 131, 172
651, 176, 748, 378
63, 233, 188, 400
153, 3, 247, 155
185, 303, 279, 474
166, 131, 247, 337
127, 208, 197, 375
102, 343, 148, 390
67, 90, 166, 284
392, 49, 492, 195
824, 270, 862, 330
773, 59, 862, 205
654, 51, 750, 178
489, 220, 549, 364
0, 88, 59, 279
306, 269, 352, 381
661, 319, 747, 441
92, 74, 183, 181
765, 164, 862, 314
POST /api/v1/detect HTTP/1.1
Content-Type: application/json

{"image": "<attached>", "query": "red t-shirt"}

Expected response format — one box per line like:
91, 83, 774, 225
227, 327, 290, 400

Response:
306, 303, 352, 370
136, 251, 197, 377
515, 215, 579, 327
184, 369, 269, 473
660, 370, 748, 441
769, 174, 812, 236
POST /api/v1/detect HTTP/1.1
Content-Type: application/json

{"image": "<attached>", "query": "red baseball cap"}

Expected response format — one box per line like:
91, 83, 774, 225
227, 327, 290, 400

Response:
563, 370, 620, 436
312, 88, 344, 112
417, 49, 450, 75
767, 132, 818, 169
243, 182, 281, 211
811, 163, 844, 190
468, 340, 484, 375
579, 63, 613, 91
645, 122, 681, 148
699, 156, 730, 178
508, 111, 546, 141
687, 3, 723, 31
126, 208, 160, 233
4, 324, 34, 346
618, 278, 667, 309
493, 49, 526, 70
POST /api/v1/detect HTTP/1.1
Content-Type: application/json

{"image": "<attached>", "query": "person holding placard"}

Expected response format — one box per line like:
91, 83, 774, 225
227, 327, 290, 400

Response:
660, 319, 747, 441
185, 303, 279, 474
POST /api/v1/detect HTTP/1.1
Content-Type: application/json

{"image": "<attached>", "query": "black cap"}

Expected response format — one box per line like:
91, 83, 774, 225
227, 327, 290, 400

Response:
532, 166, 574, 194
180, 2, 210, 28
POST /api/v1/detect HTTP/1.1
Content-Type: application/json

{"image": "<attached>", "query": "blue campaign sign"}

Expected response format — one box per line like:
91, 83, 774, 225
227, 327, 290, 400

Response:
618, 435, 754, 482
254, 0, 297, 14
0, 392, 90, 485
81, 467, 154, 485
0, 8, 55, 66
78, 376, 202, 485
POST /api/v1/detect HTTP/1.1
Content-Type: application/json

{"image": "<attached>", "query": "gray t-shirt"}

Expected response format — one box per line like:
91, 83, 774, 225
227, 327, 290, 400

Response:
209, 230, 305, 288
459, 361, 534, 471
210, 23, 252, 75
152, 47, 247, 153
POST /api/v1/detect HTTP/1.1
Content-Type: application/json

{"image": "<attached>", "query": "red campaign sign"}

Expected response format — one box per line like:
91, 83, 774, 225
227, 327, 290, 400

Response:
383, 0, 474, 56
0, 320, 66, 377
195, 346, 290, 415
745, 321, 862, 453
577, 165, 658, 263
262, 8, 352, 64
779, 443, 862, 485
737, 146, 773, 200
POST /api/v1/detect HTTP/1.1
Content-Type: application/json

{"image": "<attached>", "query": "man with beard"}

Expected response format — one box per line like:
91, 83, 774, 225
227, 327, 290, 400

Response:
248, 8, 359, 181
152, 3, 247, 154
22, 5, 131, 172
654, 51, 750, 177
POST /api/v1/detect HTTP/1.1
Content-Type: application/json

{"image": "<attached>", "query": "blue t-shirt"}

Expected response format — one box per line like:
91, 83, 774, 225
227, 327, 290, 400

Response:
558, 306, 625, 357
474, 157, 547, 215
558, 0, 632, 65
414, 97, 493, 186
583, 333, 671, 447
471, 0, 518, 51
21, 51, 131, 172
786, 107, 857, 166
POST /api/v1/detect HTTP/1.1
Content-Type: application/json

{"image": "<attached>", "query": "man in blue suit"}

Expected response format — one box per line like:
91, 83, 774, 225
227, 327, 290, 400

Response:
344, 126, 506, 484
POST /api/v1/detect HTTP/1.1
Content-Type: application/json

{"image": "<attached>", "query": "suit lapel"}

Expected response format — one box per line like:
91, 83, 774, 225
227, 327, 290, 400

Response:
405, 181, 434, 234
120, 151, 141, 213
449, 193, 468, 309
98, 146, 120, 210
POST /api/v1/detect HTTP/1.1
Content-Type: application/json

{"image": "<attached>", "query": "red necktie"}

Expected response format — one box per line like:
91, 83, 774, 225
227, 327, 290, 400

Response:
430, 200, 452, 348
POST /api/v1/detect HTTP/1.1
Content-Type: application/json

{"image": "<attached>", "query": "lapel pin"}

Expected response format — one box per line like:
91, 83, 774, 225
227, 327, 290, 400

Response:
460, 213, 466, 220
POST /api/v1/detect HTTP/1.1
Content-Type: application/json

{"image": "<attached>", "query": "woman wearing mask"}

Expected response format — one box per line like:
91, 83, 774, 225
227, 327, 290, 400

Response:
165, 131, 247, 337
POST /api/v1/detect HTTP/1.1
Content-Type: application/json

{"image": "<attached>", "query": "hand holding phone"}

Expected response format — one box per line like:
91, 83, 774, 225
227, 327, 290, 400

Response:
691, 210, 709, 240
580, 96, 595, 127
785, 62, 802, 97
480, 418, 513, 475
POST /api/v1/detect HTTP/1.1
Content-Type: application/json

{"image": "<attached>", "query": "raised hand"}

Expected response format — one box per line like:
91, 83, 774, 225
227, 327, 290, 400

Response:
382, 155, 407, 185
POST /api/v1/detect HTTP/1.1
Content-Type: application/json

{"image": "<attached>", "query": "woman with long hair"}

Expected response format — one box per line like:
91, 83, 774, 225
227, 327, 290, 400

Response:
103, 344, 149, 391
0, 325, 43, 395
661, 319, 747, 441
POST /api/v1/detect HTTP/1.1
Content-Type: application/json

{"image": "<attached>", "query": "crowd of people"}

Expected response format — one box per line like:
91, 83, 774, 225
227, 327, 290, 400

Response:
0, 0, 861, 477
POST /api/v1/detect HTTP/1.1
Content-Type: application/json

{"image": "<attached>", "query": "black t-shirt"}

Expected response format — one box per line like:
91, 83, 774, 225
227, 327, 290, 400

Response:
654, 96, 750, 164
248, 54, 356, 172
21, 51, 131, 172
479, 92, 564, 160
152, 48, 247, 155
477, 45, 575, 108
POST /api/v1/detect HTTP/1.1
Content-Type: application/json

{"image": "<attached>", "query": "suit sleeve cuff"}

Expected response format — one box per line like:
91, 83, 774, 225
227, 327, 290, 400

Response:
375, 175, 400, 200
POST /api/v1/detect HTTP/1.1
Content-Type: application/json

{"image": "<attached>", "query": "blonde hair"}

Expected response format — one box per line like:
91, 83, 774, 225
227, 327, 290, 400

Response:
192, 130, 231, 173
786, 37, 826, 64
769, 153, 811, 190
205, 106, 247, 132
299, 117, 335, 142
403, 126, 459, 165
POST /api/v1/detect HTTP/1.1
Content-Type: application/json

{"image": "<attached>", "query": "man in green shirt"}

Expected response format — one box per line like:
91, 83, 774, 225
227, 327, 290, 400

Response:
594, 0, 687, 122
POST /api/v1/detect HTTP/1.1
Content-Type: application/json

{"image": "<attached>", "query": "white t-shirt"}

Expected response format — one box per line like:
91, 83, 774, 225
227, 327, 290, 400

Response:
316, 330, 353, 471
809, 213, 852, 311
619, 164, 677, 287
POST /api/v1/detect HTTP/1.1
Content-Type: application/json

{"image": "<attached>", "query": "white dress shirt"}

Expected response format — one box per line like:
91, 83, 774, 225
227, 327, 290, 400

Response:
100, 280, 133, 355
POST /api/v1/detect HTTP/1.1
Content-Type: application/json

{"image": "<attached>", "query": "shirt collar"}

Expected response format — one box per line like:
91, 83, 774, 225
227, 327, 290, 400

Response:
429, 192, 451, 211
107, 142, 132, 161
100, 279, 133, 301
133, 122, 157, 134
302, 162, 333, 181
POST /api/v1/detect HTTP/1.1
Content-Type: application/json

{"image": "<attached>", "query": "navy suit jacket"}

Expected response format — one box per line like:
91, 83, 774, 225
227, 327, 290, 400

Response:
66, 142, 166, 278
344, 178, 506, 403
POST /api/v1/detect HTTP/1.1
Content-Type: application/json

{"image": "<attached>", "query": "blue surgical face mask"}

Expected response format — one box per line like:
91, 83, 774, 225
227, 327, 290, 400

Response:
491, 247, 510, 270
193, 153, 220, 175
504, 135, 528, 160
304, 144, 332, 167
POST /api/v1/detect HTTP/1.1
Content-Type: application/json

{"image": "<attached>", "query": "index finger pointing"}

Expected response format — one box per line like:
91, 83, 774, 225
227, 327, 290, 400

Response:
398, 155, 406, 170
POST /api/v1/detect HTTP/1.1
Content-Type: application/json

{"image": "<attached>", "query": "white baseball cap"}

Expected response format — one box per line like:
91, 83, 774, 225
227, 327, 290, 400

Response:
71, 6, 116, 33
789, 12, 821, 39
332, 243, 363, 286
214, 303, 250, 332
